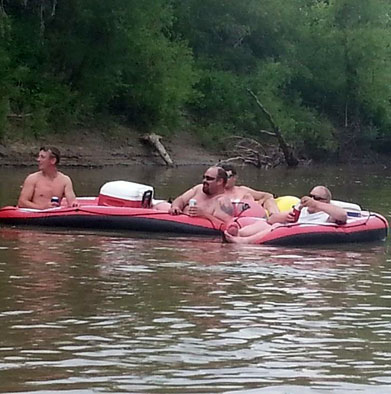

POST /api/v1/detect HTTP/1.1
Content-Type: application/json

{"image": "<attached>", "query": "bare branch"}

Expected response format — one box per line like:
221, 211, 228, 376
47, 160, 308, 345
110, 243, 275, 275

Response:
247, 88, 279, 132
218, 156, 244, 164
0, 0, 6, 16
259, 129, 277, 137
7, 113, 32, 119
51, 0, 57, 17
344, 101, 348, 128
247, 88, 299, 167
40, 0, 45, 37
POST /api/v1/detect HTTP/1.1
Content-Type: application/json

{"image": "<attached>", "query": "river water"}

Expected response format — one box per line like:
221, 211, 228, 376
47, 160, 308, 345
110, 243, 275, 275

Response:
0, 165, 390, 393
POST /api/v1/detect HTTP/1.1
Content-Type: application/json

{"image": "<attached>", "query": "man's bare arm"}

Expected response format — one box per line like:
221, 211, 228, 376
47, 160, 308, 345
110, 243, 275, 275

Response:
64, 176, 78, 207
301, 197, 347, 224
267, 211, 294, 225
169, 185, 199, 215
320, 202, 347, 224
18, 175, 46, 209
262, 197, 279, 215
240, 186, 279, 214
215, 196, 234, 223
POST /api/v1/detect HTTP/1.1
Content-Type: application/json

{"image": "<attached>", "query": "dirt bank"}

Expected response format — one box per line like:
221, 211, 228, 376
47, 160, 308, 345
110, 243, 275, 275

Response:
0, 129, 223, 167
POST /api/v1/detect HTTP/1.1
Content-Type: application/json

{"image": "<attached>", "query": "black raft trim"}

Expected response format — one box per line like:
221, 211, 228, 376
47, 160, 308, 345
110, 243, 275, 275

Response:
0, 214, 221, 236
263, 227, 387, 246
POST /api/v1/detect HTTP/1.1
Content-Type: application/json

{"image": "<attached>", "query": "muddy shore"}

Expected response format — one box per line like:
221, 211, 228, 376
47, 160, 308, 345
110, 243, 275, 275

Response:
0, 131, 223, 167
1, 129, 388, 169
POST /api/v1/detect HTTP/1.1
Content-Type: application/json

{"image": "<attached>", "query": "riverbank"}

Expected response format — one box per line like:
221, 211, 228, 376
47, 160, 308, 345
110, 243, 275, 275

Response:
1, 127, 389, 168
0, 128, 222, 167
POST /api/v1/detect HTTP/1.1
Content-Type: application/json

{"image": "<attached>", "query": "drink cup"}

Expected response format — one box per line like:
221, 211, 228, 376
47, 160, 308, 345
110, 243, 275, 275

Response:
189, 199, 197, 207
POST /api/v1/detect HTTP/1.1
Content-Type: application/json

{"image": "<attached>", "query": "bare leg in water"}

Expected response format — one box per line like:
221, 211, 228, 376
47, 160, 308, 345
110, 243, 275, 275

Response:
224, 220, 273, 244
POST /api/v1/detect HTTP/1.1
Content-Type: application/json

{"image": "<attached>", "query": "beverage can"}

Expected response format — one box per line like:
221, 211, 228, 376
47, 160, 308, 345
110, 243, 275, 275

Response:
292, 203, 301, 222
189, 199, 197, 207
51, 196, 60, 205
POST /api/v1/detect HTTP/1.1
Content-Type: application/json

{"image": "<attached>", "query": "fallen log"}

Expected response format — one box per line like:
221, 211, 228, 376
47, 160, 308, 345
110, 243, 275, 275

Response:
141, 133, 174, 167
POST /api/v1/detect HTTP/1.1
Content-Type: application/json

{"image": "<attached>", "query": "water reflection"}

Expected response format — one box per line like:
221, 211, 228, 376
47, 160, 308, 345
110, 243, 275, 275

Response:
0, 164, 390, 392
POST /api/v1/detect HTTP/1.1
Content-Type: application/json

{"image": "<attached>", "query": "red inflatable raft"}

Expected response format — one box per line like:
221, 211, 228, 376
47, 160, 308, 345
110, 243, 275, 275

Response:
0, 203, 224, 236
0, 181, 266, 237
231, 212, 388, 246
0, 201, 387, 245
0, 181, 387, 245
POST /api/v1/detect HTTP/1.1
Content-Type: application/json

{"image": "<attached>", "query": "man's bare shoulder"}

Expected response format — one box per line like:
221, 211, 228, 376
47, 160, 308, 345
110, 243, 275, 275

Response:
186, 184, 204, 198
192, 184, 203, 193
57, 171, 72, 182
24, 171, 42, 182
216, 194, 231, 202
237, 185, 256, 192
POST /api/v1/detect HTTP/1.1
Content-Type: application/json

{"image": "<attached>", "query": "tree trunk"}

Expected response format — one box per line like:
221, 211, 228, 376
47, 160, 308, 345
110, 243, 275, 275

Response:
247, 89, 299, 167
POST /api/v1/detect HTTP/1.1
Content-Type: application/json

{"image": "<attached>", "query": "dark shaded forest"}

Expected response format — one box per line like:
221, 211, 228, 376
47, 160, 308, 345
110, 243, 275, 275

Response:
1, 0, 390, 161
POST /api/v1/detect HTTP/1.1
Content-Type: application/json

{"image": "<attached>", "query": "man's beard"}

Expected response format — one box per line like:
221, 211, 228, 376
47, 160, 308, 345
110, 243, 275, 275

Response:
202, 182, 211, 195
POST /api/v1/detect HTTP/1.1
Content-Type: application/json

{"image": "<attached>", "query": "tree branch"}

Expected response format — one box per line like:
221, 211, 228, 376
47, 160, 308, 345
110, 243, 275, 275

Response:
247, 88, 299, 167
0, 0, 6, 16
51, 0, 57, 17
7, 113, 32, 119
259, 129, 277, 137
40, 0, 45, 37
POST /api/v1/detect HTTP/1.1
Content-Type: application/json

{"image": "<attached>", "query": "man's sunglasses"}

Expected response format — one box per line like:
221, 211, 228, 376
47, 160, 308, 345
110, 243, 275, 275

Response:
309, 194, 327, 201
203, 175, 216, 181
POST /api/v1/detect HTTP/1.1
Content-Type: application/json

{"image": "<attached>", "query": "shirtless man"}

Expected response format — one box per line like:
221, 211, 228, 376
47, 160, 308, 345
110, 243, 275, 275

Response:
18, 146, 79, 209
225, 185, 347, 244
220, 163, 279, 215
168, 166, 234, 223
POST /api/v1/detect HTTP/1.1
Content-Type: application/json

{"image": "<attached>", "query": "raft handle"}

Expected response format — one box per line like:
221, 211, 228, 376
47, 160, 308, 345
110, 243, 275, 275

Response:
142, 190, 153, 208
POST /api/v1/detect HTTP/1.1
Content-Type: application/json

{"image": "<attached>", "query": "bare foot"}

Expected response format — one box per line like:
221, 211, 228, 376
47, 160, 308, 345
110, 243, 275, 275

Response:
223, 231, 248, 244
154, 202, 171, 211
226, 222, 239, 236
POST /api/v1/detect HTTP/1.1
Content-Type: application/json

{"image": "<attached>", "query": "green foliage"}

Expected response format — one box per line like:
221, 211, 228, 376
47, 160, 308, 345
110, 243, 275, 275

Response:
175, 0, 391, 158
247, 61, 337, 155
44, 0, 198, 130
1, 0, 391, 158
0, 12, 10, 137
289, 0, 391, 150
1, 0, 198, 134
195, 122, 233, 149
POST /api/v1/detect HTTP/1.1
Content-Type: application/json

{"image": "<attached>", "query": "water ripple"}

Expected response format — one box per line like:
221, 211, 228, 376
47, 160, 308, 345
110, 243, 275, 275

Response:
0, 231, 389, 392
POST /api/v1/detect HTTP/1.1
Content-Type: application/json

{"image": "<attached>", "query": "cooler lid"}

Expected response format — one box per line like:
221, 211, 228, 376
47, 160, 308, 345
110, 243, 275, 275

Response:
99, 181, 154, 200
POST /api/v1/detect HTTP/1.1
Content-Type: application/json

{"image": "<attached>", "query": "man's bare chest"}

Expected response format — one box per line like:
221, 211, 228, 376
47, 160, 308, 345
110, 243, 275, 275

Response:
34, 178, 65, 197
194, 194, 220, 212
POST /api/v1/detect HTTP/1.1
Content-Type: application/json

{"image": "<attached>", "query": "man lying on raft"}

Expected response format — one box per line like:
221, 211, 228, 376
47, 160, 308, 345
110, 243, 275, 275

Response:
18, 146, 79, 210
220, 163, 279, 215
168, 166, 234, 223
224, 186, 347, 244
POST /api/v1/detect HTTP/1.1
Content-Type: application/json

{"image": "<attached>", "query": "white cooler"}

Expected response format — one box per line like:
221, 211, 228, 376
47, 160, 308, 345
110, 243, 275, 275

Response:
98, 181, 154, 208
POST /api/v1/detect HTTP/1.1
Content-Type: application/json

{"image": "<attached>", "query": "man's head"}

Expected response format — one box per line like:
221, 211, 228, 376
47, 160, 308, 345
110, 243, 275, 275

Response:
202, 166, 227, 195
220, 163, 237, 190
37, 146, 61, 171
309, 186, 332, 203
